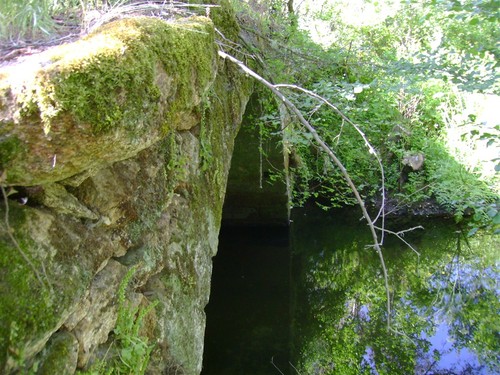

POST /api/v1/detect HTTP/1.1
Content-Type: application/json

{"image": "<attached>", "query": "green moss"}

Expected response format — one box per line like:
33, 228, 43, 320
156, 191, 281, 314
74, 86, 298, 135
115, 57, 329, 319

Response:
192, 54, 254, 223
0, 237, 54, 371
0, 135, 23, 169
209, 0, 241, 41
36, 332, 77, 375
17, 17, 216, 135
0, 81, 9, 111
0, 90, 27, 179
0, 204, 87, 372
187, 0, 240, 41
0, 206, 42, 371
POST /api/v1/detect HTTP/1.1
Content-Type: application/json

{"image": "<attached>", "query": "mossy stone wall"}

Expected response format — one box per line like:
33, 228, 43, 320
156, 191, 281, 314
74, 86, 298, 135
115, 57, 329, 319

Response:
0, 10, 253, 375
223, 94, 290, 226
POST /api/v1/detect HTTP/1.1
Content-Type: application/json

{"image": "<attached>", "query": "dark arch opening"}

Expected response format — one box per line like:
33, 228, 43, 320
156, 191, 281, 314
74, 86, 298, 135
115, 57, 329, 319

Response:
202, 95, 292, 374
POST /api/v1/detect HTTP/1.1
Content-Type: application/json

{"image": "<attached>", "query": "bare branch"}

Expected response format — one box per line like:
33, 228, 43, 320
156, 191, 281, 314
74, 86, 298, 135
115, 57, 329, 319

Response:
274, 83, 387, 241
271, 356, 285, 375
218, 50, 392, 329
289, 362, 303, 375
373, 225, 424, 256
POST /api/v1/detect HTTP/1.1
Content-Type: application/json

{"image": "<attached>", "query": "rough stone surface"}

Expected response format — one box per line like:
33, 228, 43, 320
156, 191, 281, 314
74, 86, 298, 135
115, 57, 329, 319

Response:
36, 331, 79, 375
0, 7, 253, 375
402, 152, 425, 171
0, 16, 217, 186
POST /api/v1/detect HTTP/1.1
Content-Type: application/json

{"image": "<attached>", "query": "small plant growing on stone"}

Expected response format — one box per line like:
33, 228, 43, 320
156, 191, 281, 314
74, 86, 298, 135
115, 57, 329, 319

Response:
79, 266, 158, 375
113, 266, 158, 374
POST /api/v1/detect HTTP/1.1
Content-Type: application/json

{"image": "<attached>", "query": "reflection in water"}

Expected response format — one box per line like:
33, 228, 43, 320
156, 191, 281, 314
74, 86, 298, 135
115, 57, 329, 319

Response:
203, 207, 499, 374
291, 206, 499, 375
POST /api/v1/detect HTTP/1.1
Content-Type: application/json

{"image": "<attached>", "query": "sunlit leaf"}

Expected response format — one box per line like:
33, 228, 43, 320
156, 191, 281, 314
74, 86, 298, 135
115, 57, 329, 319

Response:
467, 227, 479, 236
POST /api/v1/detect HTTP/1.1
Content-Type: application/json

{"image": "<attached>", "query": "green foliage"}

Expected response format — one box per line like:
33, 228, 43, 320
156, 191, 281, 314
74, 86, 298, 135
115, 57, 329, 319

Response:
421, 137, 499, 231
240, 0, 498, 231
79, 266, 157, 375
113, 267, 157, 374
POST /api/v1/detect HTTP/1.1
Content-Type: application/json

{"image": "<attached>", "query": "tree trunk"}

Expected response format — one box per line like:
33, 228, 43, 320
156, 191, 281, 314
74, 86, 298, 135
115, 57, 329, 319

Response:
287, 0, 297, 27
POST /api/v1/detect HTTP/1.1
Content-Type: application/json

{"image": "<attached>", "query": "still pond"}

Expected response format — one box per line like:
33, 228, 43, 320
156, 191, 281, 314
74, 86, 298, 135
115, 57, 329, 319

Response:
203, 206, 499, 375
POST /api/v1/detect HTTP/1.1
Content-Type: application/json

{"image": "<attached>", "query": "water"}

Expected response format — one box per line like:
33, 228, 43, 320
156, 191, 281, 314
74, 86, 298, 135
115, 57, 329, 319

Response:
202, 225, 290, 375
203, 207, 500, 374
291, 206, 500, 375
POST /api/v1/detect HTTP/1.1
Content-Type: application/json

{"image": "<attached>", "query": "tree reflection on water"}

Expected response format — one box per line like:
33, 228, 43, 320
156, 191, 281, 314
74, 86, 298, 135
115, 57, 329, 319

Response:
291, 207, 499, 375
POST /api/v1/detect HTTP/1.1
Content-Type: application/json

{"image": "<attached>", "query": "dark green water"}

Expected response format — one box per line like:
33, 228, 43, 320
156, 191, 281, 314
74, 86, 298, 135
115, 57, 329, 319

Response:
202, 225, 290, 375
203, 207, 499, 375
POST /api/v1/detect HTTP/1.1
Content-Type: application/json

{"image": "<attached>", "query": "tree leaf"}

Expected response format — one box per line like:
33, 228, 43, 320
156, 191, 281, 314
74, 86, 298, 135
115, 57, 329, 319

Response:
467, 227, 479, 237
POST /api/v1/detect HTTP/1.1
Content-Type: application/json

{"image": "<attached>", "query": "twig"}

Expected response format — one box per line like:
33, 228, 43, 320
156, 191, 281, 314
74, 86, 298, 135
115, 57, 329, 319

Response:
333, 118, 345, 147
373, 225, 424, 256
271, 356, 285, 375
86, 1, 220, 33
289, 362, 303, 375
239, 24, 322, 63
0, 184, 45, 287
215, 29, 255, 59
389, 326, 418, 346
218, 50, 392, 330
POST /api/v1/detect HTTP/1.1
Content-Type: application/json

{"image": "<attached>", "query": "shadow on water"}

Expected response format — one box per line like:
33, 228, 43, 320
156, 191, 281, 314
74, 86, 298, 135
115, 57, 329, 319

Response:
203, 207, 499, 375
202, 225, 291, 375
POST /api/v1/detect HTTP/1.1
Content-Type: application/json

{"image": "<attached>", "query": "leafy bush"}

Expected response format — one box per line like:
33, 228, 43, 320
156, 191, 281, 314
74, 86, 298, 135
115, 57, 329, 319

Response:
243, 0, 499, 233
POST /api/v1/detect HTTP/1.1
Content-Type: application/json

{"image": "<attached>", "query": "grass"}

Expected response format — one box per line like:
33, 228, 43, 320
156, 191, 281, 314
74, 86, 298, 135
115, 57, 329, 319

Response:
0, 0, 53, 42
0, 1, 218, 45
0, 0, 128, 44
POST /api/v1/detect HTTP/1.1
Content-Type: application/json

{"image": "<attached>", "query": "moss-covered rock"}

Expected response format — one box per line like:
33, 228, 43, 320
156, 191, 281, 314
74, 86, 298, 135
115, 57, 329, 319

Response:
192, 0, 241, 41
36, 331, 79, 375
0, 4, 256, 374
0, 16, 216, 186
0, 204, 93, 374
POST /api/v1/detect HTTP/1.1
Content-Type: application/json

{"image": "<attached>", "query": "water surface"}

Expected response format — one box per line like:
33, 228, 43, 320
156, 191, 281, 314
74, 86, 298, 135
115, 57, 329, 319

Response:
291, 206, 500, 374
203, 225, 290, 375
203, 207, 499, 374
